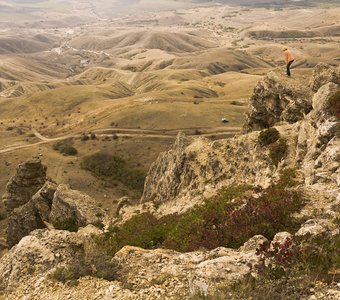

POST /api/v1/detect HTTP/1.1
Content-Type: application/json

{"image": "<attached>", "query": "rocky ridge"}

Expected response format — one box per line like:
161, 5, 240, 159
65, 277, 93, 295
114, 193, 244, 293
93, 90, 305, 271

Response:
0, 64, 339, 299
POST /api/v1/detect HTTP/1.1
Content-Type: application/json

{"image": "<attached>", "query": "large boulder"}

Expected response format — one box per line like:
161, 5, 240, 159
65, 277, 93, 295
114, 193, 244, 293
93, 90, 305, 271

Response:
2, 158, 47, 214
310, 63, 340, 92
49, 184, 105, 229
243, 71, 312, 132
0, 227, 101, 292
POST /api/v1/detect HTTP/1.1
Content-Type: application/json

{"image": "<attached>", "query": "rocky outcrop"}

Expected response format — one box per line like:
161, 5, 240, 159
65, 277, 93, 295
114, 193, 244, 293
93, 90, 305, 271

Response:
6, 201, 46, 248
140, 131, 274, 215
4, 173, 106, 248
243, 71, 313, 132
2, 158, 47, 215
49, 184, 105, 228
295, 82, 339, 186
0, 229, 261, 299
32, 181, 58, 223
310, 63, 340, 92
0, 227, 101, 292
6, 181, 57, 247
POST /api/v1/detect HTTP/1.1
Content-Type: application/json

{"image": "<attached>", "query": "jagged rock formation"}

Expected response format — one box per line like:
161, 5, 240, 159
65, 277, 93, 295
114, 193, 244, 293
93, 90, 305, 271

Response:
6, 181, 57, 247
50, 184, 105, 228
310, 63, 340, 92
296, 82, 339, 186
2, 158, 47, 214
243, 71, 313, 132
140, 131, 274, 215
4, 168, 106, 248
32, 181, 58, 223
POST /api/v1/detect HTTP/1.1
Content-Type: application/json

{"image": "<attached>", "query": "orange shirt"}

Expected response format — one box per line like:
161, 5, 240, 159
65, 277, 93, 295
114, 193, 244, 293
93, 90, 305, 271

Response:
283, 50, 295, 64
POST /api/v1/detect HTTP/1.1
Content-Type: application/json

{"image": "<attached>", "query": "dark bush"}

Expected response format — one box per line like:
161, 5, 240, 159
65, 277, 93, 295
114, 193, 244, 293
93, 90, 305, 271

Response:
258, 128, 280, 146
53, 140, 78, 156
328, 90, 340, 119
80, 134, 90, 141
50, 252, 118, 283
81, 153, 145, 193
269, 138, 288, 166
222, 233, 340, 300
52, 217, 79, 232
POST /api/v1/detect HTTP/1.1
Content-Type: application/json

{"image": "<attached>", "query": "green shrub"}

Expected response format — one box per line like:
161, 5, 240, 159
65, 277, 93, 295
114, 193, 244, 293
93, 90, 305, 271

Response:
80, 134, 90, 141
258, 128, 280, 146
50, 254, 118, 283
81, 152, 145, 193
53, 217, 79, 232
164, 169, 303, 251
269, 138, 288, 166
100, 169, 305, 255
53, 140, 78, 156
220, 233, 340, 300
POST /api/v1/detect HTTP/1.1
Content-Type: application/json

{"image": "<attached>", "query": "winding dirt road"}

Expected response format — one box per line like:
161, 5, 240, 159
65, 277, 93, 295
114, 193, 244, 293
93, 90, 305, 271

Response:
0, 126, 240, 154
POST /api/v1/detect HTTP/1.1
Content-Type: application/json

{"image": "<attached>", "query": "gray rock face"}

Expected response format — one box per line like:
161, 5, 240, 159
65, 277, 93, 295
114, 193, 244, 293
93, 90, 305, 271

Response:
50, 184, 105, 228
140, 131, 273, 212
295, 83, 339, 186
32, 181, 58, 223
6, 182, 57, 248
2, 159, 47, 214
310, 63, 340, 92
244, 71, 312, 132
6, 202, 45, 248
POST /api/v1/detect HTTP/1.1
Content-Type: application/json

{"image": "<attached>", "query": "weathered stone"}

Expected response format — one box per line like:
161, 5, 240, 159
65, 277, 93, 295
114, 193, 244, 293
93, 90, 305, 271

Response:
6, 181, 57, 248
240, 235, 268, 251
271, 232, 292, 246
310, 63, 340, 92
6, 201, 46, 248
32, 181, 57, 223
2, 158, 47, 215
296, 219, 329, 238
49, 184, 106, 229
138, 131, 273, 217
0, 228, 99, 291
295, 83, 339, 186
244, 71, 312, 132
115, 196, 131, 217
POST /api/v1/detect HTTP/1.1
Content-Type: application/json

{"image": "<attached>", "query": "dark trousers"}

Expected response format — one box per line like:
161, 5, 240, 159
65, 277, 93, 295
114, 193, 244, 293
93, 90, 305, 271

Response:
286, 60, 294, 76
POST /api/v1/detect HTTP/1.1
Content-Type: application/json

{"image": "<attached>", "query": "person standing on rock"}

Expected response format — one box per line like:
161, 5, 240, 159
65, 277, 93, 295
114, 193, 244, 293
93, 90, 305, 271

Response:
282, 47, 295, 77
